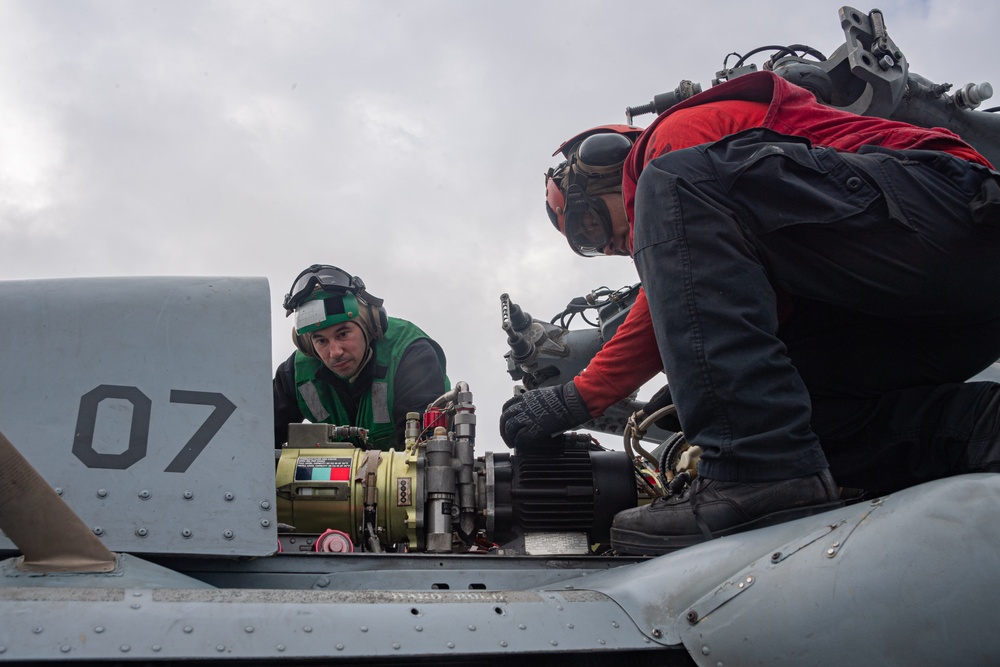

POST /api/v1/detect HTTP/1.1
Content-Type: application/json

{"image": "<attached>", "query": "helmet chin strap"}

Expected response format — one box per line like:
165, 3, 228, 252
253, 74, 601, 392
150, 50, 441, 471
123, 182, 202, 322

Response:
343, 345, 373, 384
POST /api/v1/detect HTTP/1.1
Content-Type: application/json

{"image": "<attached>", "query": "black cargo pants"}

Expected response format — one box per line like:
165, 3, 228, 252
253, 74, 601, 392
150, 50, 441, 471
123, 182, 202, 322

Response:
632, 128, 1000, 491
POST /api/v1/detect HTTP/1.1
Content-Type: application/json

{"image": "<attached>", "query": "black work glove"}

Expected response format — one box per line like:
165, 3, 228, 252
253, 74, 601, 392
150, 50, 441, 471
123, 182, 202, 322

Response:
499, 381, 592, 449
642, 383, 682, 433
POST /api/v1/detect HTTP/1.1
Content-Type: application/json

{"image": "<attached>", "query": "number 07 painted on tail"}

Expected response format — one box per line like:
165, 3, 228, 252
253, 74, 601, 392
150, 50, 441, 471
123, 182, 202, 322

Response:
71, 384, 237, 473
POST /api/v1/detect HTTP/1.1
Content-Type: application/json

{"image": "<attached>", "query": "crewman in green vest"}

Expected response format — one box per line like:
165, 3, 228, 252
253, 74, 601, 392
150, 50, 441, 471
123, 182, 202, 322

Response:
274, 264, 449, 450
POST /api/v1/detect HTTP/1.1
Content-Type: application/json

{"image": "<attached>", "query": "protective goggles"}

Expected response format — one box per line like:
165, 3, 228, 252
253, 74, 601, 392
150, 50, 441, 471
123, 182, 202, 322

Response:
562, 186, 616, 257
283, 264, 380, 315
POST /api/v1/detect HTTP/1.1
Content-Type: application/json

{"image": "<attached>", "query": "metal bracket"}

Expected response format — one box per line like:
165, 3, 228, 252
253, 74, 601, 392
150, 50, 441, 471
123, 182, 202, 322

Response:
682, 572, 756, 626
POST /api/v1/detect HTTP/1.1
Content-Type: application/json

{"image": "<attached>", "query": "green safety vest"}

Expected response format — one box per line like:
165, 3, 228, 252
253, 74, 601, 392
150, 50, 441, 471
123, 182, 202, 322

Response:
293, 317, 448, 450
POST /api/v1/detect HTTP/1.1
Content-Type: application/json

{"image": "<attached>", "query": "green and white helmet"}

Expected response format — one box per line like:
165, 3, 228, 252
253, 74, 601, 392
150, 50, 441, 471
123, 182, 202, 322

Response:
283, 264, 387, 343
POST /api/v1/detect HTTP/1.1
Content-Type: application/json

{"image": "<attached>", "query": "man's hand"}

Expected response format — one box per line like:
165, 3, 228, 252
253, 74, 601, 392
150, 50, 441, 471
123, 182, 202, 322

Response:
499, 381, 592, 449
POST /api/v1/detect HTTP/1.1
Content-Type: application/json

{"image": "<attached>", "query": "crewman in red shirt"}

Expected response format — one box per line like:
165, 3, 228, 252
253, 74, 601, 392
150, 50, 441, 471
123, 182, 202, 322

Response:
500, 71, 1000, 555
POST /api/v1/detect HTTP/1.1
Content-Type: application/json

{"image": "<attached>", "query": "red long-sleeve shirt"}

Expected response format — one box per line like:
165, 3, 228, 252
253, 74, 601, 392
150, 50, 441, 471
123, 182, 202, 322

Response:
573, 71, 990, 415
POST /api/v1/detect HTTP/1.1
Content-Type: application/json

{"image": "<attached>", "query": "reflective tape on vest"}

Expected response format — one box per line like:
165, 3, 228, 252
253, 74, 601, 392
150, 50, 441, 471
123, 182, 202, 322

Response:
300, 382, 330, 421
371, 381, 390, 424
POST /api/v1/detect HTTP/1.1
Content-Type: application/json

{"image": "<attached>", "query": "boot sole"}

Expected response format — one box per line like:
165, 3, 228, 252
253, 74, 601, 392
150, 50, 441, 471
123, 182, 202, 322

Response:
611, 499, 845, 556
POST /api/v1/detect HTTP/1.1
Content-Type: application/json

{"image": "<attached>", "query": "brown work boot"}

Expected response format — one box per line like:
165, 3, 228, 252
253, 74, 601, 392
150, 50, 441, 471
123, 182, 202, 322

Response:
611, 470, 843, 555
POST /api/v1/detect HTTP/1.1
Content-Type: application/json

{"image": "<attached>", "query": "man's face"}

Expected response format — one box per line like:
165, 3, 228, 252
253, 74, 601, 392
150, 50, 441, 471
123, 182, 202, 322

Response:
310, 321, 368, 378
597, 193, 631, 256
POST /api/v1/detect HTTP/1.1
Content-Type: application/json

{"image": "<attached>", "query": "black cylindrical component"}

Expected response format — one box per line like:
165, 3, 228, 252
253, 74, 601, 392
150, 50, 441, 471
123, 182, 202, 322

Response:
506, 330, 536, 362
489, 449, 636, 545
590, 451, 639, 540
507, 301, 532, 331
489, 452, 515, 538
627, 80, 703, 121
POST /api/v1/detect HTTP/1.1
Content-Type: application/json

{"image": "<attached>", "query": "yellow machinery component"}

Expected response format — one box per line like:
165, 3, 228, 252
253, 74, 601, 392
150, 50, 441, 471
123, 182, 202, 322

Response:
274, 403, 479, 554
276, 442, 421, 550
272, 393, 639, 555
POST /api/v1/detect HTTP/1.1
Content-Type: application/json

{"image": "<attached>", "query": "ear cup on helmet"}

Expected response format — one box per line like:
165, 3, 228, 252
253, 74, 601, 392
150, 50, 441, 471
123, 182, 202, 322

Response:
373, 303, 388, 339
293, 327, 317, 358
353, 297, 388, 341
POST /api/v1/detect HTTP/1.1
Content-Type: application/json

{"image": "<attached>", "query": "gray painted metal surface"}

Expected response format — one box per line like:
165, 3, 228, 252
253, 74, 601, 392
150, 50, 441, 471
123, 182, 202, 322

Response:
0, 277, 276, 557
3, 476, 999, 663
146, 552, 645, 591
0, 582, 662, 662
568, 473, 1000, 666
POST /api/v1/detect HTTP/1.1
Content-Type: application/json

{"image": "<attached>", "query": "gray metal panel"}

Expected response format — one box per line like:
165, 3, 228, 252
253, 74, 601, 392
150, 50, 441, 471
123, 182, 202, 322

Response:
145, 552, 646, 591
0, 277, 277, 557
564, 474, 1000, 665
0, 585, 669, 662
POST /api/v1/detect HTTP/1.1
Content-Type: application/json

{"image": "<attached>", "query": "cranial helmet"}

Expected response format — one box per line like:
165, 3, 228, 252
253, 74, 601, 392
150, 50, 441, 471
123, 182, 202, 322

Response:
283, 264, 388, 358
545, 125, 643, 257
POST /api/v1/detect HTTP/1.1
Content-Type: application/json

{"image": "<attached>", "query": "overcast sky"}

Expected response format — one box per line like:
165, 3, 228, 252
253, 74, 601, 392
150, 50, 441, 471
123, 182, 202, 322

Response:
2, 0, 997, 451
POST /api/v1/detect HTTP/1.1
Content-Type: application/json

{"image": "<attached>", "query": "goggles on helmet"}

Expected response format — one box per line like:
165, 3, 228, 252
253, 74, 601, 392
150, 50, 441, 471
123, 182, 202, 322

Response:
545, 130, 637, 257
283, 264, 382, 316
